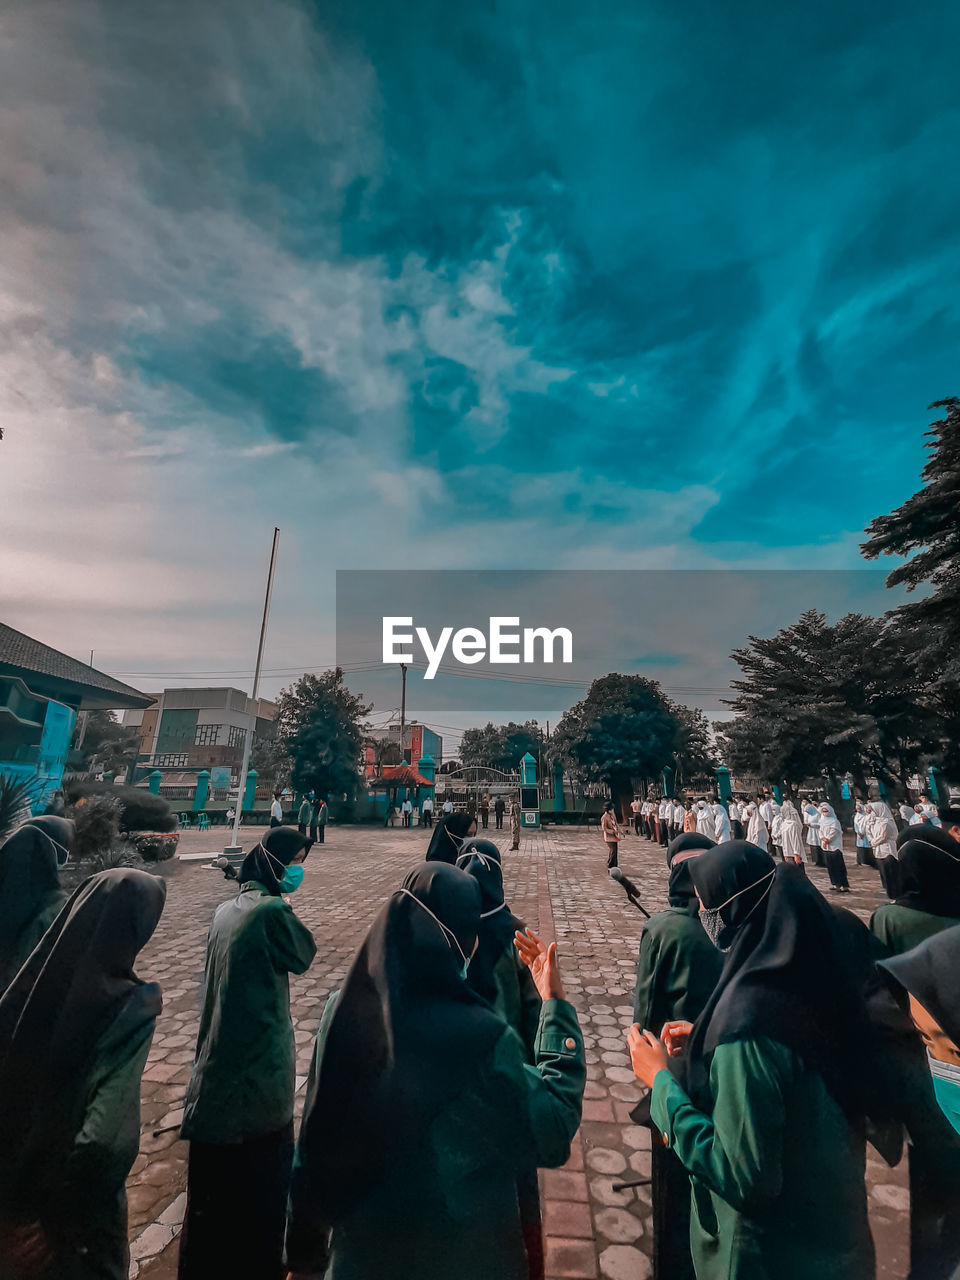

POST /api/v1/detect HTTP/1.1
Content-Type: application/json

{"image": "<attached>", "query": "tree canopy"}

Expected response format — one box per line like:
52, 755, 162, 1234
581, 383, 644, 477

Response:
275, 669, 371, 800
459, 720, 543, 772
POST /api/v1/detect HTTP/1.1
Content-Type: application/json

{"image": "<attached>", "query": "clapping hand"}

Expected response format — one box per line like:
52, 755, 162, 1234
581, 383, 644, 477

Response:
514, 928, 565, 1001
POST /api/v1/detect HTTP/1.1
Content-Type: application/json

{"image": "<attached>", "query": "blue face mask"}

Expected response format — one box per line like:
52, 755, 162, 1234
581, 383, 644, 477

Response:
929, 1058, 960, 1136
280, 864, 305, 894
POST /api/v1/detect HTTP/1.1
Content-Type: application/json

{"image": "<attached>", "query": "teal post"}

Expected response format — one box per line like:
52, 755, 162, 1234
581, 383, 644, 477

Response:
771, 784, 783, 803
243, 768, 257, 812
148, 770, 162, 795
552, 758, 564, 811
928, 766, 949, 811
520, 752, 540, 829
716, 766, 732, 804
661, 764, 675, 799
194, 770, 209, 812
418, 754, 436, 817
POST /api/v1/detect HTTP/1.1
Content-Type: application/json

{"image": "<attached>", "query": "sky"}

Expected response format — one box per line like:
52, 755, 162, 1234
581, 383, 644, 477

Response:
1, 0, 957, 741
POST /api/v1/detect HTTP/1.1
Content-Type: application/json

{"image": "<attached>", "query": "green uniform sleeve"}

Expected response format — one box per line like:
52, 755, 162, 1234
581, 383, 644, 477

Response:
518, 962, 543, 1059
633, 926, 661, 1028
265, 900, 317, 974
650, 1037, 793, 1212
868, 908, 895, 958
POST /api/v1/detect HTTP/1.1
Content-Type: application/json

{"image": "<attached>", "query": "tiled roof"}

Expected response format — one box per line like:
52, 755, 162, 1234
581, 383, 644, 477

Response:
0, 622, 152, 708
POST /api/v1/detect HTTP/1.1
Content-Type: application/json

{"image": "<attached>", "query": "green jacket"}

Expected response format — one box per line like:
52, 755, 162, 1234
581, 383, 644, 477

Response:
633, 903, 723, 1034
54, 990, 158, 1279
181, 882, 316, 1144
488, 945, 542, 1060
651, 1036, 873, 1280
286, 997, 585, 1280
316, 802, 328, 826
869, 904, 960, 957
298, 800, 314, 825
1, 891, 66, 993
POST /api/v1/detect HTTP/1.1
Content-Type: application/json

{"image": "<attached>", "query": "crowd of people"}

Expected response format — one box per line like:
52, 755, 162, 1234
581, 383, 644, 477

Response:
0, 795, 959, 1279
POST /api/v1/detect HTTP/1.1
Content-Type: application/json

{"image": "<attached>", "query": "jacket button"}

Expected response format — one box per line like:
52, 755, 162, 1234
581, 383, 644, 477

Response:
662, 1132, 669, 1145
564, 1037, 576, 1050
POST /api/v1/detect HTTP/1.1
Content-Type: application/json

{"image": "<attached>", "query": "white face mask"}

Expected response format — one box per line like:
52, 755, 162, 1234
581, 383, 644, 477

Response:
399, 888, 471, 973
700, 869, 775, 952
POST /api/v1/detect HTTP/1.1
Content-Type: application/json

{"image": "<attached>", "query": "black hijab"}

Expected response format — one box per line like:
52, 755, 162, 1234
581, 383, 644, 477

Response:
24, 816, 76, 866
238, 825, 310, 895
296, 862, 504, 1220
894, 835, 960, 917
0, 868, 165, 1210
666, 832, 716, 908
455, 841, 523, 1003
880, 924, 960, 1047
680, 842, 867, 1117
425, 813, 476, 864
0, 822, 72, 990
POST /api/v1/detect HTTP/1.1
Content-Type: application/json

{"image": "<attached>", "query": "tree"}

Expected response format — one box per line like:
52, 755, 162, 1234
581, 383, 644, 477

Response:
861, 397, 960, 679
553, 674, 679, 819
249, 732, 293, 792
459, 721, 543, 772
718, 610, 938, 795
669, 702, 717, 784
366, 736, 402, 773
274, 669, 371, 801
72, 710, 140, 776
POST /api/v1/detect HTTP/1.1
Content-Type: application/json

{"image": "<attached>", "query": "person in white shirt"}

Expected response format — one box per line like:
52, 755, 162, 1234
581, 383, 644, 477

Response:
744, 801, 768, 851
818, 802, 849, 892
917, 795, 942, 827
770, 807, 783, 861
853, 800, 874, 866
759, 795, 775, 828
898, 801, 916, 831
270, 792, 284, 827
865, 801, 900, 898
658, 798, 670, 847
442, 799, 453, 816
712, 801, 730, 843
802, 799, 823, 867
421, 795, 434, 828
641, 799, 655, 841
401, 798, 413, 828
727, 797, 743, 840
780, 799, 806, 865
670, 798, 685, 841
695, 800, 714, 837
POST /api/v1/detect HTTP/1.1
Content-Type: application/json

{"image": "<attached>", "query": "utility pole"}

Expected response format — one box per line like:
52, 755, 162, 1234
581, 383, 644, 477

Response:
399, 663, 408, 764
225, 527, 280, 853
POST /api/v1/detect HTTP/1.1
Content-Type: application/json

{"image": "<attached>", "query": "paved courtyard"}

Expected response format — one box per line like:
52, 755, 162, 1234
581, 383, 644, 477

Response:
130, 823, 908, 1280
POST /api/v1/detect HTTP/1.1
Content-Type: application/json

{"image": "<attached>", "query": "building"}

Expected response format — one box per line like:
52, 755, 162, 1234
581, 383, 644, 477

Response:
0, 622, 152, 805
122, 687, 277, 784
362, 721, 443, 779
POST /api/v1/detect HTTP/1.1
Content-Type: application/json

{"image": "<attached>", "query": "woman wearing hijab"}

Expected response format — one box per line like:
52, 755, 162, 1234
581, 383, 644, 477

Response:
695, 800, 714, 837
178, 826, 316, 1280
633, 832, 723, 1280
425, 812, 477, 864
744, 801, 768, 852
0, 816, 74, 992
627, 841, 875, 1280
285, 862, 585, 1280
865, 801, 901, 899
801, 798, 822, 866
712, 803, 730, 844
779, 800, 806, 867
852, 802, 875, 867
818, 803, 850, 893
456, 840, 544, 1279
0, 868, 166, 1279
870, 829, 960, 957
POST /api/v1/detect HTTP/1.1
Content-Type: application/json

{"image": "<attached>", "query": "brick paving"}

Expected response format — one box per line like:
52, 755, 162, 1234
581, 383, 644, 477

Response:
128, 823, 909, 1279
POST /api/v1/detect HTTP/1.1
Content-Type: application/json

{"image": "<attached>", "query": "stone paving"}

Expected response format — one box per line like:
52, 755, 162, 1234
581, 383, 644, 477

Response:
128, 822, 909, 1279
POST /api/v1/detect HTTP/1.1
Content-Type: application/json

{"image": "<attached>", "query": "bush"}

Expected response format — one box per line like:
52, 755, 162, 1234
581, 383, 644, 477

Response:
0, 773, 45, 844
128, 831, 180, 862
65, 782, 177, 832
61, 839, 149, 891
72, 794, 121, 861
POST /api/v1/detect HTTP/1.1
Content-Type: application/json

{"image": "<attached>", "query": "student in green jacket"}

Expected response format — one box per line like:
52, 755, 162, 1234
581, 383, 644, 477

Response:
179, 826, 316, 1280
633, 832, 722, 1280
0, 867, 166, 1280
312, 797, 328, 846
456, 839, 544, 1278
870, 828, 960, 957
628, 842, 875, 1280
0, 816, 74, 992
285, 861, 585, 1280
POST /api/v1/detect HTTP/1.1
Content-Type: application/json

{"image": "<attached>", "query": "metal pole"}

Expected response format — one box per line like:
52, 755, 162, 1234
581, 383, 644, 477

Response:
399, 663, 407, 764
226, 528, 280, 852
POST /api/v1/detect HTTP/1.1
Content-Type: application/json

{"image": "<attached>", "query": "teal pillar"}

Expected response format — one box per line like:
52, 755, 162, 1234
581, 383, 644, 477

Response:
520, 752, 540, 829
418, 754, 436, 812
552, 758, 564, 810
661, 764, 675, 799
716, 766, 732, 804
243, 768, 257, 811
148, 770, 162, 795
193, 770, 209, 811
771, 784, 783, 803
927, 766, 949, 811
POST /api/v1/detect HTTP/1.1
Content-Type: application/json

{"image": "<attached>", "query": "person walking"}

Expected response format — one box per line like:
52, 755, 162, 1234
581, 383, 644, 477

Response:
818, 803, 849, 892
178, 828, 316, 1280
494, 796, 505, 830
284, 863, 585, 1280
601, 802, 621, 870
0, 869, 166, 1280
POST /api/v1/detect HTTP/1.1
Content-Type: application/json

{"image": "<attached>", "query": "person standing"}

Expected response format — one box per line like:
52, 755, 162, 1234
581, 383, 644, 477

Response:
779, 799, 806, 867
683, 802, 697, 834
0, 869, 166, 1280
510, 797, 522, 851
658, 798, 671, 847
601, 802, 621, 870
312, 797, 327, 846
671, 798, 685, 842
271, 792, 284, 828
284, 863, 585, 1280
296, 794, 312, 836
695, 800, 714, 837
744, 801, 768, 852
917, 795, 942, 827
179, 828, 316, 1280
401, 798, 413, 829
421, 795, 434, 828
728, 796, 743, 841
494, 796, 505, 830
631, 797, 643, 835
870, 830, 960, 955
632, 832, 722, 1280
853, 801, 874, 866
480, 795, 490, 830
865, 801, 900, 898
0, 818, 73, 993
802, 798, 822, 865
442, 798, 454, 818
712, 801, 730, 844
818, 803, 849, 892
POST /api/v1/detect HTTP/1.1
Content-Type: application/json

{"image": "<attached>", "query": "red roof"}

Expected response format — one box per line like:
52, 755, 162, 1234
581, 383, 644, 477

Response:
372, 765, 434, 788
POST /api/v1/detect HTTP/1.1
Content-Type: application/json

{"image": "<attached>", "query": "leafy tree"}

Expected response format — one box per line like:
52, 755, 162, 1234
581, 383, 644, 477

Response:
460, 721, 543, 772
861, 398, 960, 678
718, 610, 938, 795
72, 710, 140, 776
669, 702, 717, 784
249, 731, 293, 791
366, 736, 402, 773
275, 669, 371, 801
553, 674, 679, 819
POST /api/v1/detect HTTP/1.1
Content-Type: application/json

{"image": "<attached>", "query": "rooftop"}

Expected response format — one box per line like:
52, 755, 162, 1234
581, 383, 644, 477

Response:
0, 622, 153, 711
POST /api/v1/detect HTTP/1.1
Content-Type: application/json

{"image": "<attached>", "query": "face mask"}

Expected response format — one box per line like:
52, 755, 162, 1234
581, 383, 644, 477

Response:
399, 888, 470, 975
929, 1057, 960, 1135
280, 864, 305, 894
699, 869, 775, 951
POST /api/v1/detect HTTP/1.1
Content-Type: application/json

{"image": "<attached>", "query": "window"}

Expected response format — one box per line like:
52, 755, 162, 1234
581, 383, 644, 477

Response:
228, 725, 247, 749
194, 724, 222, 746
154, 753, 189, 768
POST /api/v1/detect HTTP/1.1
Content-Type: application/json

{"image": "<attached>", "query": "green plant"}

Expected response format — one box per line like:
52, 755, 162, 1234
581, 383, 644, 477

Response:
0, 774, 44, 844
71, 794, 121, 861
65, 782, 176, 832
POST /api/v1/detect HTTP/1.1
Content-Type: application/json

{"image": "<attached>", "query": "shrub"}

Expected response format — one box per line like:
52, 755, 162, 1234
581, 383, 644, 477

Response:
128, 831, 180, 862
0, 774, 44, 844
65, 782, 177, 833
71, 794, 121, 861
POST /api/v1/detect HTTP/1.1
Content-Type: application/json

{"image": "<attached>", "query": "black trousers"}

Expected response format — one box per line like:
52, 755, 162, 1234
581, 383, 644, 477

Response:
652, 1139, 696, 1280
731, 821, 744, 840
495, 812, 504, 828
179, 1122, 294, 1280
481, 811, 489, 828
825, 849, 849, 889
634, 815, 642, 834
659, 822, 669, 847
606, 842, 619, 869
879, 857, 901, 899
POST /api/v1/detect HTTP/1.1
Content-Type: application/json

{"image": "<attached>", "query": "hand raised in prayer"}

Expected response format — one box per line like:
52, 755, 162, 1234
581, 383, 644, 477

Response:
660, 1020, 694, 1057
627, 1025, 669, 1087
514, 928, 565, 1001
